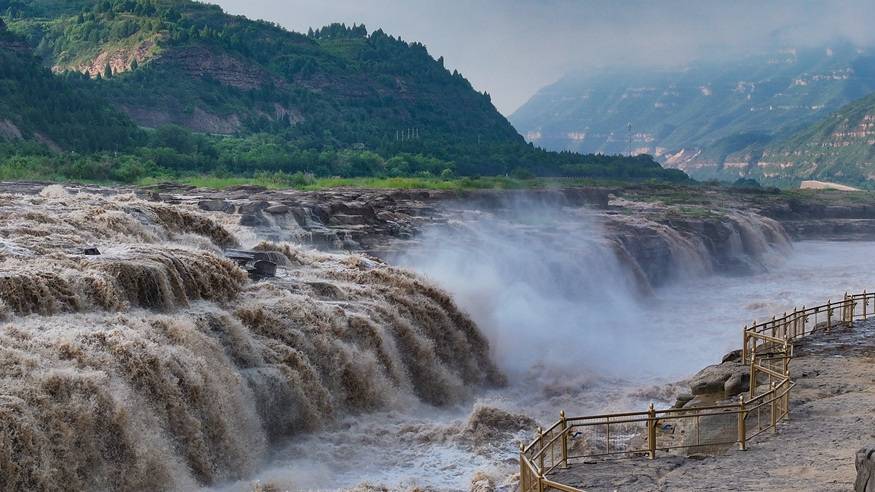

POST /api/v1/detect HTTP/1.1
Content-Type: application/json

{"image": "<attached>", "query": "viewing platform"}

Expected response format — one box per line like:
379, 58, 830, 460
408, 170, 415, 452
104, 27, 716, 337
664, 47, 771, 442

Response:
520, 293, 875, 491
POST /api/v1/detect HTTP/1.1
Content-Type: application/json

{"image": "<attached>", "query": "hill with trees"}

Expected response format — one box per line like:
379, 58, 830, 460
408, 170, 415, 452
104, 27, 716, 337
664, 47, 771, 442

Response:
0, 0, 687, 183
713, 92, 875, 188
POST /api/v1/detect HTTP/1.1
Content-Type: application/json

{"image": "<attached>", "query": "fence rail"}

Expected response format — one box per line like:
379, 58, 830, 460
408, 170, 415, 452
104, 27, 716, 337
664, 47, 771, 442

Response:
519, 290, 873, 492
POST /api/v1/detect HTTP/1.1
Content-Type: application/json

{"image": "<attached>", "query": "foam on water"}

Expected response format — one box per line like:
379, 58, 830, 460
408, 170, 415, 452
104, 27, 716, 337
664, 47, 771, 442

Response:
0, 189, 500, 491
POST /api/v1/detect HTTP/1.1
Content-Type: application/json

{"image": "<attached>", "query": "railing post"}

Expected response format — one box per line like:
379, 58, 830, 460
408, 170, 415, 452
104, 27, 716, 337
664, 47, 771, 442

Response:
647, 402, 656, 460
749, 354, 757, 398
844, 292, 850, 324
559, 410, 568, 469
770, 382, 778, 434
536, 426, 544, 473
826, 300, 832, 333
742, 326, 748, 364
519, 443, 527, 492
864, 290, 868, 321
737, 394, 747, 451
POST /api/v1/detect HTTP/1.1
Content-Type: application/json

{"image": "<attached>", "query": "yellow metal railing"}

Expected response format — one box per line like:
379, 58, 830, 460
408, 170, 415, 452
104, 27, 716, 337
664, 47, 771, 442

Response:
519, 290, 873, 492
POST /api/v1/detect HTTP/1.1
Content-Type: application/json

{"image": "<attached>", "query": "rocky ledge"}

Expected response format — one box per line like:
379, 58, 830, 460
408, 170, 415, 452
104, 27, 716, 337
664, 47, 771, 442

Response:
2, 181, 874, 289
142, 183, 797, 288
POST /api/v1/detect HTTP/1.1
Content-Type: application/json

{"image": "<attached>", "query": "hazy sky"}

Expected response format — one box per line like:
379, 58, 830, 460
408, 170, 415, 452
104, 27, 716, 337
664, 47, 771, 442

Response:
213, 0, 875, 115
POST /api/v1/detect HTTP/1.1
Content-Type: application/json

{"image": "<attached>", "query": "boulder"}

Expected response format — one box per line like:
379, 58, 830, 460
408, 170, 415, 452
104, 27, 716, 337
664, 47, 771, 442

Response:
198, 199, 232, 212
265, 204, 290, 214
722, 349, 743, 363
856, 447, 875, 492
688, 362, 748, 398
239, 213, 266, 227
238, 200, 270, 214
672, 393, 694, 409
723, 373, 749, 398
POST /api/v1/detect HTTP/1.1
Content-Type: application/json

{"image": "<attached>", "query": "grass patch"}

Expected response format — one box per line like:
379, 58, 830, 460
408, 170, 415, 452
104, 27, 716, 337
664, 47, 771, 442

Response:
136, 173, 617, 191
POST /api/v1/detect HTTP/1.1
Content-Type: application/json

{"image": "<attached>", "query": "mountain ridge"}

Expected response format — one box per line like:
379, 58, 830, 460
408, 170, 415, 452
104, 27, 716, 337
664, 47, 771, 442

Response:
511, 45, 875, 182
0, 0, 687, 183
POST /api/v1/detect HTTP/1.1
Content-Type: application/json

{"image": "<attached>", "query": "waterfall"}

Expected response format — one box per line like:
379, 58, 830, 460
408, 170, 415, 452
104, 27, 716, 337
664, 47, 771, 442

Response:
394, 198, 793, 380
0, 188, 501, 491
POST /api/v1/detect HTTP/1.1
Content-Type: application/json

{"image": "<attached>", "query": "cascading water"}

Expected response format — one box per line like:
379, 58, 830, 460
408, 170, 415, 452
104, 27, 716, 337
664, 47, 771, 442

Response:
1, 186, 862, 492
0, 187, 500, 491
394, 203, 652, 379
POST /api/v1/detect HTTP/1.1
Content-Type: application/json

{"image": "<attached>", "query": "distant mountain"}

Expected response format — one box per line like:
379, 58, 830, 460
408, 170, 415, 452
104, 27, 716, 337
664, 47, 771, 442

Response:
719, 92, 875, 187
511, 45, 875, 178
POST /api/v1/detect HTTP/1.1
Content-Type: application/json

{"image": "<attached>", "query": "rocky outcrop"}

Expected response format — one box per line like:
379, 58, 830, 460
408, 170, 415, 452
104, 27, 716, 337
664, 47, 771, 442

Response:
138, 184, 791, 289
71, 38, 159, 77
0, 119, 22, 141
858, 447, 875, 492
686, 361, 749, 400
158, 45, 281, 91
121, 105, 243, 134
760, 200, 875, 240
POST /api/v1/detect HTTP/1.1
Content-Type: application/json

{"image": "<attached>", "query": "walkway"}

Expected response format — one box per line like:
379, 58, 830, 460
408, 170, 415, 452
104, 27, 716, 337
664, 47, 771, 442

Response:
549, 320, 875, 491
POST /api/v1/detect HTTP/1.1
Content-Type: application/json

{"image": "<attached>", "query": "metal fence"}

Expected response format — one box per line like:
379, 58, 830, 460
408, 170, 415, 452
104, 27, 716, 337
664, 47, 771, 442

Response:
519, 290, 872, 492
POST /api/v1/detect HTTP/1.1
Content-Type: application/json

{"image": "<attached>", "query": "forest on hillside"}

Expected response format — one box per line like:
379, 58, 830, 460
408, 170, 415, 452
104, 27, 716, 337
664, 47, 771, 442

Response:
0, 0, 689, 184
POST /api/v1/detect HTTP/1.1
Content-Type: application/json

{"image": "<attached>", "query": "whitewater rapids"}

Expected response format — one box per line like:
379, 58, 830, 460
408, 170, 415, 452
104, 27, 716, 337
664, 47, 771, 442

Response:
0, 186, 501, 491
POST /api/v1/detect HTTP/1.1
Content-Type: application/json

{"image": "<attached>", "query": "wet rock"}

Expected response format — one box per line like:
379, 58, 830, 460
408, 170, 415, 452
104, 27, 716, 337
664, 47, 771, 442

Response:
329, 214, 369, 226
265, 204, 289, 214
198, 199, 232, 212
470, 472, 495, 492
342, 238, 361, 250
238, 201, 270, 214
239, 213, 266, 227
856, 447, 875, 492
463, 406, 536, 445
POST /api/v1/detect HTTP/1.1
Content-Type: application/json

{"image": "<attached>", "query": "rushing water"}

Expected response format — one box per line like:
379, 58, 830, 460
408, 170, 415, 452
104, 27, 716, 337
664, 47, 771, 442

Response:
3, 187, 873, 492
241, 239, 875, 491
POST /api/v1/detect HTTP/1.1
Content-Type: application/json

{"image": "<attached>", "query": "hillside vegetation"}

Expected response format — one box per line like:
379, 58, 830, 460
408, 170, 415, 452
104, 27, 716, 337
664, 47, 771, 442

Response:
0, 0, 687, 184
725, 93, 875, 187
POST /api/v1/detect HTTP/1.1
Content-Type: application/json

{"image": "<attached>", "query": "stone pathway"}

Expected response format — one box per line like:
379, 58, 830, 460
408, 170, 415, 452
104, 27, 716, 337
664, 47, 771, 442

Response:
550, 320, 875, 491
